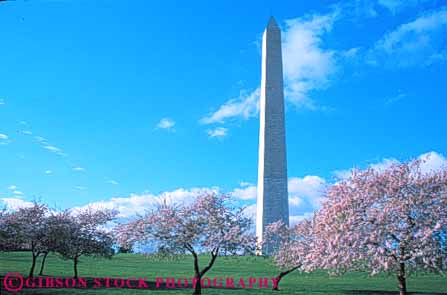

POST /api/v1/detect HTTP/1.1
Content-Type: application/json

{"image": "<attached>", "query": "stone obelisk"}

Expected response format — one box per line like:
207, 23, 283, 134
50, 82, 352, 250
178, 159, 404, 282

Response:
256, 17, 289, 255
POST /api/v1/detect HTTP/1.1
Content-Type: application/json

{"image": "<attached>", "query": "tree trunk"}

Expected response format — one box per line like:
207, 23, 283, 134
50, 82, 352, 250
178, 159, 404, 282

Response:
192, 251, 202, 295
73, 256, 79, 279
193, 274, 202, 295
39, 252, 48, 276
397, 262, 407, 295
188, 245, 219, 295
273, 266, 299, 291
29, 253, 38, 277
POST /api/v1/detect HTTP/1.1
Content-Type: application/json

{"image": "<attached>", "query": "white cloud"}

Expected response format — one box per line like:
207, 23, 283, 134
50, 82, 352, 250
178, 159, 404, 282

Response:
13, 190, 24, 196
334, 152, 446, 180
385, 91, 407, 105
418, 151, 447, 174
0, 133, 8, 140
342, 47, 361, 59
74, 186, 87, 191
73, 187, 220, 218
1, 198, 33, 211
0, 99, 4, 105
72, 167, 85, 172
43, 145, 66, 156
156, 118, 176, 131
43, 145, 61, 152
242, 203, 257, 223
11, 150, 439, 230
2, 150, 439, 232
200, 88, 260, 124
107, 180, 119, 185
230, 179, 326, 207
240, 181, 253, 187
333, 169, 352, 180
290, 212, 315, 226
282, 12, 338, 107
288, 176, 327, 208
377, 0, 432, 14
21, 130, 33, 135
231, 183, 257, 200
351, 0, 378, 18
207, 127, 228, 139
232, 176, 326, 224
34, 136, 47, 143
377, 0, 404, 12
0, 186, 316, 226
289, 196, 303, 207
201, 11, 338, 125
370, 158, 400, 172
334, 158, 399, 180
45, 170, 52, 175
369, 7, 447, 67
240, 203, 316, 227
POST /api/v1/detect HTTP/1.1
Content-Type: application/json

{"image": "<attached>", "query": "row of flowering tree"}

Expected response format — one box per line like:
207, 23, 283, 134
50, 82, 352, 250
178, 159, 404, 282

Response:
266, 159, 447, 295
0, 203, 116, 278
1, 158, 446, 295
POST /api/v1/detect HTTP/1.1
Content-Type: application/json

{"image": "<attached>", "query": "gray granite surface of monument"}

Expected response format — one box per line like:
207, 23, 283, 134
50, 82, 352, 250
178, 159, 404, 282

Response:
256, 17, 289, 255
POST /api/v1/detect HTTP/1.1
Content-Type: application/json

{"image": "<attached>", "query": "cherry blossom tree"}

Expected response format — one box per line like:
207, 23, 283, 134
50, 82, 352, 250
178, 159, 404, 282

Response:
314, 159, 447, 295
116, 193, 256, 295
0, 204, 115, 277
264, 219, 316, 291
0, 208, 14, 251
55, 207, 116, 278
0, 202, 49, 277
37, 210, 73, 275
0, 210, 14, 252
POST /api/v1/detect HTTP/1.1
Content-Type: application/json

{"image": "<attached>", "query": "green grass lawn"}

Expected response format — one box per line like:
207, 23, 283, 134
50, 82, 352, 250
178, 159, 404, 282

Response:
1, 252, 446, 295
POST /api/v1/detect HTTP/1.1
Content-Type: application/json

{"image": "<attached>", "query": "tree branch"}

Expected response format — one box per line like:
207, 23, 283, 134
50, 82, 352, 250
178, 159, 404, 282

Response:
200, 246, 219, 276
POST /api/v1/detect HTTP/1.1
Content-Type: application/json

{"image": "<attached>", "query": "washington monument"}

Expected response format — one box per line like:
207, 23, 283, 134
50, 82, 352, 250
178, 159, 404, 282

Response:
256, 17, 289, 255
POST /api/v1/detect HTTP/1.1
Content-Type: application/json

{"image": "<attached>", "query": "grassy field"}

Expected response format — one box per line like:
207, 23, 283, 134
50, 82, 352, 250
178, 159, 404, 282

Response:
0, 252, 446, 295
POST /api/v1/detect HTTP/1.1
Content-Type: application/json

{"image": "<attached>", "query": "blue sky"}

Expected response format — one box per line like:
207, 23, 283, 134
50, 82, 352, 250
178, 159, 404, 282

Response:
1, 0, 446, 222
